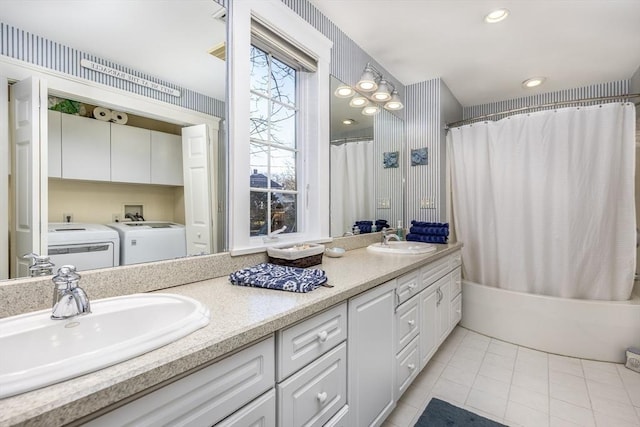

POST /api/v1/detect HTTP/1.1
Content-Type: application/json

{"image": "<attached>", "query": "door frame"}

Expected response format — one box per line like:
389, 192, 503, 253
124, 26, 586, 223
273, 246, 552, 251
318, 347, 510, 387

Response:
0, 56, 222, 262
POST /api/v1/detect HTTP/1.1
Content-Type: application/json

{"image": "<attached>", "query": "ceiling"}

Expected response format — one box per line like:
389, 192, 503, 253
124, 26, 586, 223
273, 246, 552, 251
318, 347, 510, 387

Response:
0, 0, 226, 101
309, 0, 640, 107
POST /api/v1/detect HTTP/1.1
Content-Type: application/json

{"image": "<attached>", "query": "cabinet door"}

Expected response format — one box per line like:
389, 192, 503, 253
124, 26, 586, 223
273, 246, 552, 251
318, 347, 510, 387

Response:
151, 130, 183, 185
437, 280, 451, 343
348, 280, 396, 427
47, 110, 61, 178
215, 389, 276, 427
111, 123, 151, 183
419, 282, 439, 369
61, 114, 110, 181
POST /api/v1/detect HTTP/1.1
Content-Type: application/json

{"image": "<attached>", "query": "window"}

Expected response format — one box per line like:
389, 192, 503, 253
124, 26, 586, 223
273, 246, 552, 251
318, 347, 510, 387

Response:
249, 46, 298, 236
228, 0, 332, 254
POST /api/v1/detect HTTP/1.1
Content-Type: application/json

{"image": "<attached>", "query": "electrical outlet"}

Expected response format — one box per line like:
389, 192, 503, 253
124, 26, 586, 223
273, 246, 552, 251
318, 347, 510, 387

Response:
63, 212, 74, 223
112, 213, 121, 222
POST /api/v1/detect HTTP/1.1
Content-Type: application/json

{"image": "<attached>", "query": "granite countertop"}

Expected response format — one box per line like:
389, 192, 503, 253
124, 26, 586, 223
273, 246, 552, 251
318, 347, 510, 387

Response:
0, 243, 461, 427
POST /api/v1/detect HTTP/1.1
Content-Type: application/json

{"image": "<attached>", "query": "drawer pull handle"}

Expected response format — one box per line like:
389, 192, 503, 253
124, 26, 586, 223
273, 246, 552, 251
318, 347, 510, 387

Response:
407, 320, 415, 327
317, 391, 328, 404
408, 283, 417, 290
317, 331, 328, 342
408, 363, 416, 371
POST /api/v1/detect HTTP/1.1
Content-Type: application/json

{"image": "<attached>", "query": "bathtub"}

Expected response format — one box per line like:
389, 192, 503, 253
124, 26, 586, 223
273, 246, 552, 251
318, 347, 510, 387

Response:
461, 280, 640, 363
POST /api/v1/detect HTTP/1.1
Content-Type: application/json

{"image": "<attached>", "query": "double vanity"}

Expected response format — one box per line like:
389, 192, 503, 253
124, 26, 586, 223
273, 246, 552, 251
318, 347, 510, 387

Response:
0, 240, 462, 426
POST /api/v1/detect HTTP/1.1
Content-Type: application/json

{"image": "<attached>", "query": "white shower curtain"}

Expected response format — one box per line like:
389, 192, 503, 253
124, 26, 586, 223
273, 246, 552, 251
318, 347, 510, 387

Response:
448, 103, 636, 300
331, 140, 375, 236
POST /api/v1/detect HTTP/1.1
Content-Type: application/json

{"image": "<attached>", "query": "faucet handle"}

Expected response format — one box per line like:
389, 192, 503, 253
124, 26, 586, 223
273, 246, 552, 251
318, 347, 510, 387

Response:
23, 252, 55, 276
53, 265, 81, 289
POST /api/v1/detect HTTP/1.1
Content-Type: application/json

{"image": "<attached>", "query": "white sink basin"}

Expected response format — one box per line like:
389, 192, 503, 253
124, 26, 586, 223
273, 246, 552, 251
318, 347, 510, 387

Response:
367, 241, 438, 255
0, 293, 210, 398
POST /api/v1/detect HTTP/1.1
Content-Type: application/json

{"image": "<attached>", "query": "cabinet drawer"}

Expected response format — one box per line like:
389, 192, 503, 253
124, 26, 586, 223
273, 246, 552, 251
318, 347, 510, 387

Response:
277, 342, 347, 427
85, 336, 275, 427
395, 296, 419, 352
396, 336, 420, 397
450, 293, 462, 329
450, 266, 462, 299
324, 405, 349, 427
215, 389, 275, 427
277, 303, 347, 381
450, 250, 462, 269
396, 270, 420, 305
421, 255, 450, 289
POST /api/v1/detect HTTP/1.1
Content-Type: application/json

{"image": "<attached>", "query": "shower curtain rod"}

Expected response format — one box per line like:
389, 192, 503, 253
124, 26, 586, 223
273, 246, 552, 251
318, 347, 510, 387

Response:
330, 136, 373, 145
446, 93, 640, 129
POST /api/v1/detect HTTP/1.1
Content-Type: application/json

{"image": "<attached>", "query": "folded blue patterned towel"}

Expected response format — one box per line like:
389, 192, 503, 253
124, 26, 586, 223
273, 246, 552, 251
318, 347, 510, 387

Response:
411, 221, 449, 228
229, 263, 328, 293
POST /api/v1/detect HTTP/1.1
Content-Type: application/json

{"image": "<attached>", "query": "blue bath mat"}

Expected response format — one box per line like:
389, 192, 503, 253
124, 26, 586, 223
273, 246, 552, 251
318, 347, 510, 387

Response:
414, 398, 507, 427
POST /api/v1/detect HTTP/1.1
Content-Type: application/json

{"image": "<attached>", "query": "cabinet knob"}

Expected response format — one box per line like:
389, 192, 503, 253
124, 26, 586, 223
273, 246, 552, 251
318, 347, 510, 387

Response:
408, 283, 417, 290
317, 331, 328, 342
317, 391, 328, 404
408, 363, 416, 371
407, 320, 415, 327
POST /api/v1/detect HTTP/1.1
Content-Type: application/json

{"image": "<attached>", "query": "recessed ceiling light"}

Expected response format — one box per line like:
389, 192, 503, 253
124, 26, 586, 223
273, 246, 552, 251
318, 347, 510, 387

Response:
343, 119, 356, 125
484, 8, 509, 23
522, 77, 546, 88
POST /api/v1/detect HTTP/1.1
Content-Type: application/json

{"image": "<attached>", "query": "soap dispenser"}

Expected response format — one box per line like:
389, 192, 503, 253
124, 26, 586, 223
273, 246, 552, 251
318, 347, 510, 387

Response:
397, 220, 404, 240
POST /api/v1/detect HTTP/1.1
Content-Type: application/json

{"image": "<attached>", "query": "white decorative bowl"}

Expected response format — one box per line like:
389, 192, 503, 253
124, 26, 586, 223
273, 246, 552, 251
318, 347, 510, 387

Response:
325, 247, 346, 258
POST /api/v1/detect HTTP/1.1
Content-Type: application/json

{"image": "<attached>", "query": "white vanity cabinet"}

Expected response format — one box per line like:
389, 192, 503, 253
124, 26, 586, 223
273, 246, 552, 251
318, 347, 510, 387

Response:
151, 130, 183, 186
85, 336, 275, 427
276, 302, 348, 427
348, 279, 397, 427
61, 113, 111, 181
48, 110, 62, 178
110, 123, 151, 183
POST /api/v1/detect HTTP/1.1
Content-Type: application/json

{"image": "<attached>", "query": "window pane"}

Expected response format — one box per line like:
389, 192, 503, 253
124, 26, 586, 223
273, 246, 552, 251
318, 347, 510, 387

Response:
270, 147, 296, 191
250, 143, 269, 188
271, 103, 296, 148
270, 56, 296, 106
272, 193, 297, 233
250, 191, 269, 236
250, 94, 269, 141
250, 46, 269, 95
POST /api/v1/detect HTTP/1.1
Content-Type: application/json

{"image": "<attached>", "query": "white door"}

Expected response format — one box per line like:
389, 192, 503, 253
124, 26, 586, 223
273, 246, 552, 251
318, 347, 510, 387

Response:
182, 124, 212, 255
10, 76, 48, 278
0, 75, 8, 279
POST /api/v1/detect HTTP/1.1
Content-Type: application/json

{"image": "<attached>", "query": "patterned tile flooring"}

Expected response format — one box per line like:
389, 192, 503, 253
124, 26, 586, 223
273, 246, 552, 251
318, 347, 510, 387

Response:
382, 327, 640, 427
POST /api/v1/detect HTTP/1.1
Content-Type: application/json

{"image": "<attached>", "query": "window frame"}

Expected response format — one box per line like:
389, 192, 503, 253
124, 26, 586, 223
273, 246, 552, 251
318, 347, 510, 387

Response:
228, 0, 332, 255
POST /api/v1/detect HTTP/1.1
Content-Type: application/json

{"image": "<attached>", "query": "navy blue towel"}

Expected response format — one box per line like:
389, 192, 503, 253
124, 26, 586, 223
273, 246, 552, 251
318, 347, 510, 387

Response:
411, 221, 449, 228
355, 220, 373, 226
406, 233, 448, 244
410, 226, 449, 236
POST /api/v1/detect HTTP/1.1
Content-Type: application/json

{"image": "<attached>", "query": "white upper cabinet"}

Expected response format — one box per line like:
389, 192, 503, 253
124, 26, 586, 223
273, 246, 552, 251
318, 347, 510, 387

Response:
151, 130, 183, 186
110, 123, 151, 183
61, 113, 110, 181
47, 110, 62, 178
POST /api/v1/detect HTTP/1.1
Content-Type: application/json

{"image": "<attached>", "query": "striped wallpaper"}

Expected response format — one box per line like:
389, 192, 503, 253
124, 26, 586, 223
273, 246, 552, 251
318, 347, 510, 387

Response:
0, 22, 225, 118
462, 80, 630, 123
374, 110, 404, 228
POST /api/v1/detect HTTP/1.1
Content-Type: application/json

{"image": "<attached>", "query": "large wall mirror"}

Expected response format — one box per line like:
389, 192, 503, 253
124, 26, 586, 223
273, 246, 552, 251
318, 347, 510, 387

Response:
329, 76, 404, 237
1, 1, 227, 280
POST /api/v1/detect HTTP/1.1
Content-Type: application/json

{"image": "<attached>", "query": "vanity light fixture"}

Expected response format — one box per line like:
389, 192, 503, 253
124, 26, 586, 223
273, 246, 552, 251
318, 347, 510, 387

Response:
522, 76, 546, 88
334, 85, 355, 98
349, 95, 369, 108
384, 90, 404, 111
372, 80, 392, 102
484, 8, 510, 23
356, 65, 378, 92
362, 105, 380, 116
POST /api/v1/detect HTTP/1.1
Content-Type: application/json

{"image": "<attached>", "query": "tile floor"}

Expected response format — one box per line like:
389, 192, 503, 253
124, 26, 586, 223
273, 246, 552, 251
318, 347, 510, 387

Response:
382, 326, 640, 427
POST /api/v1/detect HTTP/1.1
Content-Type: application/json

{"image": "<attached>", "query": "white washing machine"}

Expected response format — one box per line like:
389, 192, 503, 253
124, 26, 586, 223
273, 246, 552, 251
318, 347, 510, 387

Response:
106, 221, 186, 266
47, 223, 120, 272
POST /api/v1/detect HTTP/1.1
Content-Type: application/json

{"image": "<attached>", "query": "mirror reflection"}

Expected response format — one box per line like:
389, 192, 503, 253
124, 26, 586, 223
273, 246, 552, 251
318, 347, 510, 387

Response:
329, 76, 404, 237
1, 1, 227, 280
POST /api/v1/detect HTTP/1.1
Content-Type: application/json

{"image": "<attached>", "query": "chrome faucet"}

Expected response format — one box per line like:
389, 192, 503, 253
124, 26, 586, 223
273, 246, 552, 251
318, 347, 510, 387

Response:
23, 253, 55, 277
381, 228, 400, 245
51, 265, 91, 320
